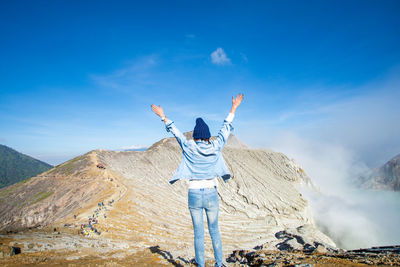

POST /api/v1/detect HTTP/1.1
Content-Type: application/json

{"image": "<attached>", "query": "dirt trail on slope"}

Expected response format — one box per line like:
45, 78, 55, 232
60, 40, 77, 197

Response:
0, 152, 175, 266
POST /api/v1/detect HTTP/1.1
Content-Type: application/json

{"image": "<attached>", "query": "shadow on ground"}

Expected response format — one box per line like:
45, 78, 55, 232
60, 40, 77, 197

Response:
149, 245, 193, 267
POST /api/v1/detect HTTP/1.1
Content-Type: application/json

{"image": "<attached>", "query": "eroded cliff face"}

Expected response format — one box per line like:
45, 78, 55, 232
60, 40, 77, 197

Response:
359, 154, 400, 191
0, 133, 335, 260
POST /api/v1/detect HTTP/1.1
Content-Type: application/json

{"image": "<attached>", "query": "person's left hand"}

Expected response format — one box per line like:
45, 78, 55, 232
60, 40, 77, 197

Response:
232, 93, 244, 110
151, 104, 165, 118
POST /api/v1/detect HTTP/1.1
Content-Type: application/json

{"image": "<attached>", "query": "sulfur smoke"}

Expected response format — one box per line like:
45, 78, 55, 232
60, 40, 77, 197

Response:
243, 76, 400, 249
272, 134, 400, 249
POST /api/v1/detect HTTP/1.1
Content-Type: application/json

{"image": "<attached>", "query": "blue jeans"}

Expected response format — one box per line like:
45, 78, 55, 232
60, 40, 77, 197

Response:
188, 187, 223, 267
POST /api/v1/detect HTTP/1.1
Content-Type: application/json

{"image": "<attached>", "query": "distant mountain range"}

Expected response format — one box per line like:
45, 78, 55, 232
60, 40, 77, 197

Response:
359, 154, 400, 191
0, 145, 53, 189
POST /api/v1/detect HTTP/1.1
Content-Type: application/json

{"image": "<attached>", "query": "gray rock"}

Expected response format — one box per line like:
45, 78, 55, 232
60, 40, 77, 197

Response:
358, 153, 400, 191
286, 238, 304, 251
315, 245, 327, 253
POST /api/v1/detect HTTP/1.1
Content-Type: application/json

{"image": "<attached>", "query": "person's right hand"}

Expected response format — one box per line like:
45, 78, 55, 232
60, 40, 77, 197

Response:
231, 93, 244, 113
151, 104, 165, 119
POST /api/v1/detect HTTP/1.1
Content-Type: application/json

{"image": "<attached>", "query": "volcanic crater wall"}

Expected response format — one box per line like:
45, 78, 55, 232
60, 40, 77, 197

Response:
0, 133, 335, 253
96, 133, 334, 250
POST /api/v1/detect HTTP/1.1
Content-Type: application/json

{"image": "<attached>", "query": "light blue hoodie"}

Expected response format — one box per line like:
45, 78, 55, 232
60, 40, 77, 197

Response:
165, 118, 233, 184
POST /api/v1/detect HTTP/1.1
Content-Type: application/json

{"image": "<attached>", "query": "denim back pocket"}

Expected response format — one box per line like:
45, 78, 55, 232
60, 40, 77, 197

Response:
207, 191, 219, 209
188, 191, 202, 209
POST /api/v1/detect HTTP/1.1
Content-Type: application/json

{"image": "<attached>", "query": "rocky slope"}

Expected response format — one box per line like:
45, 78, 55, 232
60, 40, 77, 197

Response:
359, 153, 400, 191
0, 151, 119, 231
0, 133, 335, 264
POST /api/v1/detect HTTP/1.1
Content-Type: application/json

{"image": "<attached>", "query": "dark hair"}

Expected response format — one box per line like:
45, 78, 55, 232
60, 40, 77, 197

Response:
194, 138, 211, 144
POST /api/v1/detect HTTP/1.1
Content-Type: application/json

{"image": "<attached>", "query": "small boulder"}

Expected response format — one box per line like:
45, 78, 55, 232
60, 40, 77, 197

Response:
303, 243, 316, 253
315, 245, 327, 254
11, 246, 21, 255
286, 238, 304, 251
275, 230, 291, 239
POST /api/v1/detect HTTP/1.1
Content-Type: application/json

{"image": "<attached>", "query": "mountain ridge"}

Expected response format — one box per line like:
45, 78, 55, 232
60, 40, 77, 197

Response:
0, 133, 335, 262
0, 144, 53, 189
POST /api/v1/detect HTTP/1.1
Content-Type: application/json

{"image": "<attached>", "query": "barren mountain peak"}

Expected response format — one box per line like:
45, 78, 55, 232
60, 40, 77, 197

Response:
359, 153, 400, 191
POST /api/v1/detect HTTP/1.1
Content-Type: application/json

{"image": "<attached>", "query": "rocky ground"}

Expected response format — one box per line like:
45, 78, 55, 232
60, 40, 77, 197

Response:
227, 248, 400, 266
1, 222, 399, 266
1, 229, 399, 267
227, 242, 400, 266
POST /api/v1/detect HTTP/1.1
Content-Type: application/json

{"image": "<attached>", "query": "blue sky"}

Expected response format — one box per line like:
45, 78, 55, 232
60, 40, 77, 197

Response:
1, 0, 400, 167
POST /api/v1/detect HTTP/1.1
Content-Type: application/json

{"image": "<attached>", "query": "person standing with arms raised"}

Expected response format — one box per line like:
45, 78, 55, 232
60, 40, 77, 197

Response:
151, 93, 244, 267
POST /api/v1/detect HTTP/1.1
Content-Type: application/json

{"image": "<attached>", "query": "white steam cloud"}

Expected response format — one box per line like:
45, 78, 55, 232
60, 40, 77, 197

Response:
243, 75, 400, 249
275, 134, 400, 249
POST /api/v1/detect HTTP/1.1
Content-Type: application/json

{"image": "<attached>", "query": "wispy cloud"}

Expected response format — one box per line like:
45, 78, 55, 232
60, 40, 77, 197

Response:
245, 76, 400, 167
90, 55, 159, 93
240, 52, 248, 63
210, 47, 231, 65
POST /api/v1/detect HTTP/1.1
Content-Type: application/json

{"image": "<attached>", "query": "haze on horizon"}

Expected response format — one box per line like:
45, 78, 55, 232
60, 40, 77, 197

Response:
1, 0, 399, 172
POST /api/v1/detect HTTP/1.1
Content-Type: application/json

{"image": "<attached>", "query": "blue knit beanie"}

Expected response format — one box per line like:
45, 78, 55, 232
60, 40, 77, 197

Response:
193, 118, 211, 139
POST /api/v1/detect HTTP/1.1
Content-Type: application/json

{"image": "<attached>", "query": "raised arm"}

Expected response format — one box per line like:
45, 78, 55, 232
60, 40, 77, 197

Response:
213, 93, 244, 150
151, 104, 188, 148
151, 104, 167, 123
230, 93, 244, 116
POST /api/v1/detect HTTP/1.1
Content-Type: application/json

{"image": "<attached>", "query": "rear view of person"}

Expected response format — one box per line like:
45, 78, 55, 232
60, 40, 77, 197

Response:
151, 93, 244, 267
